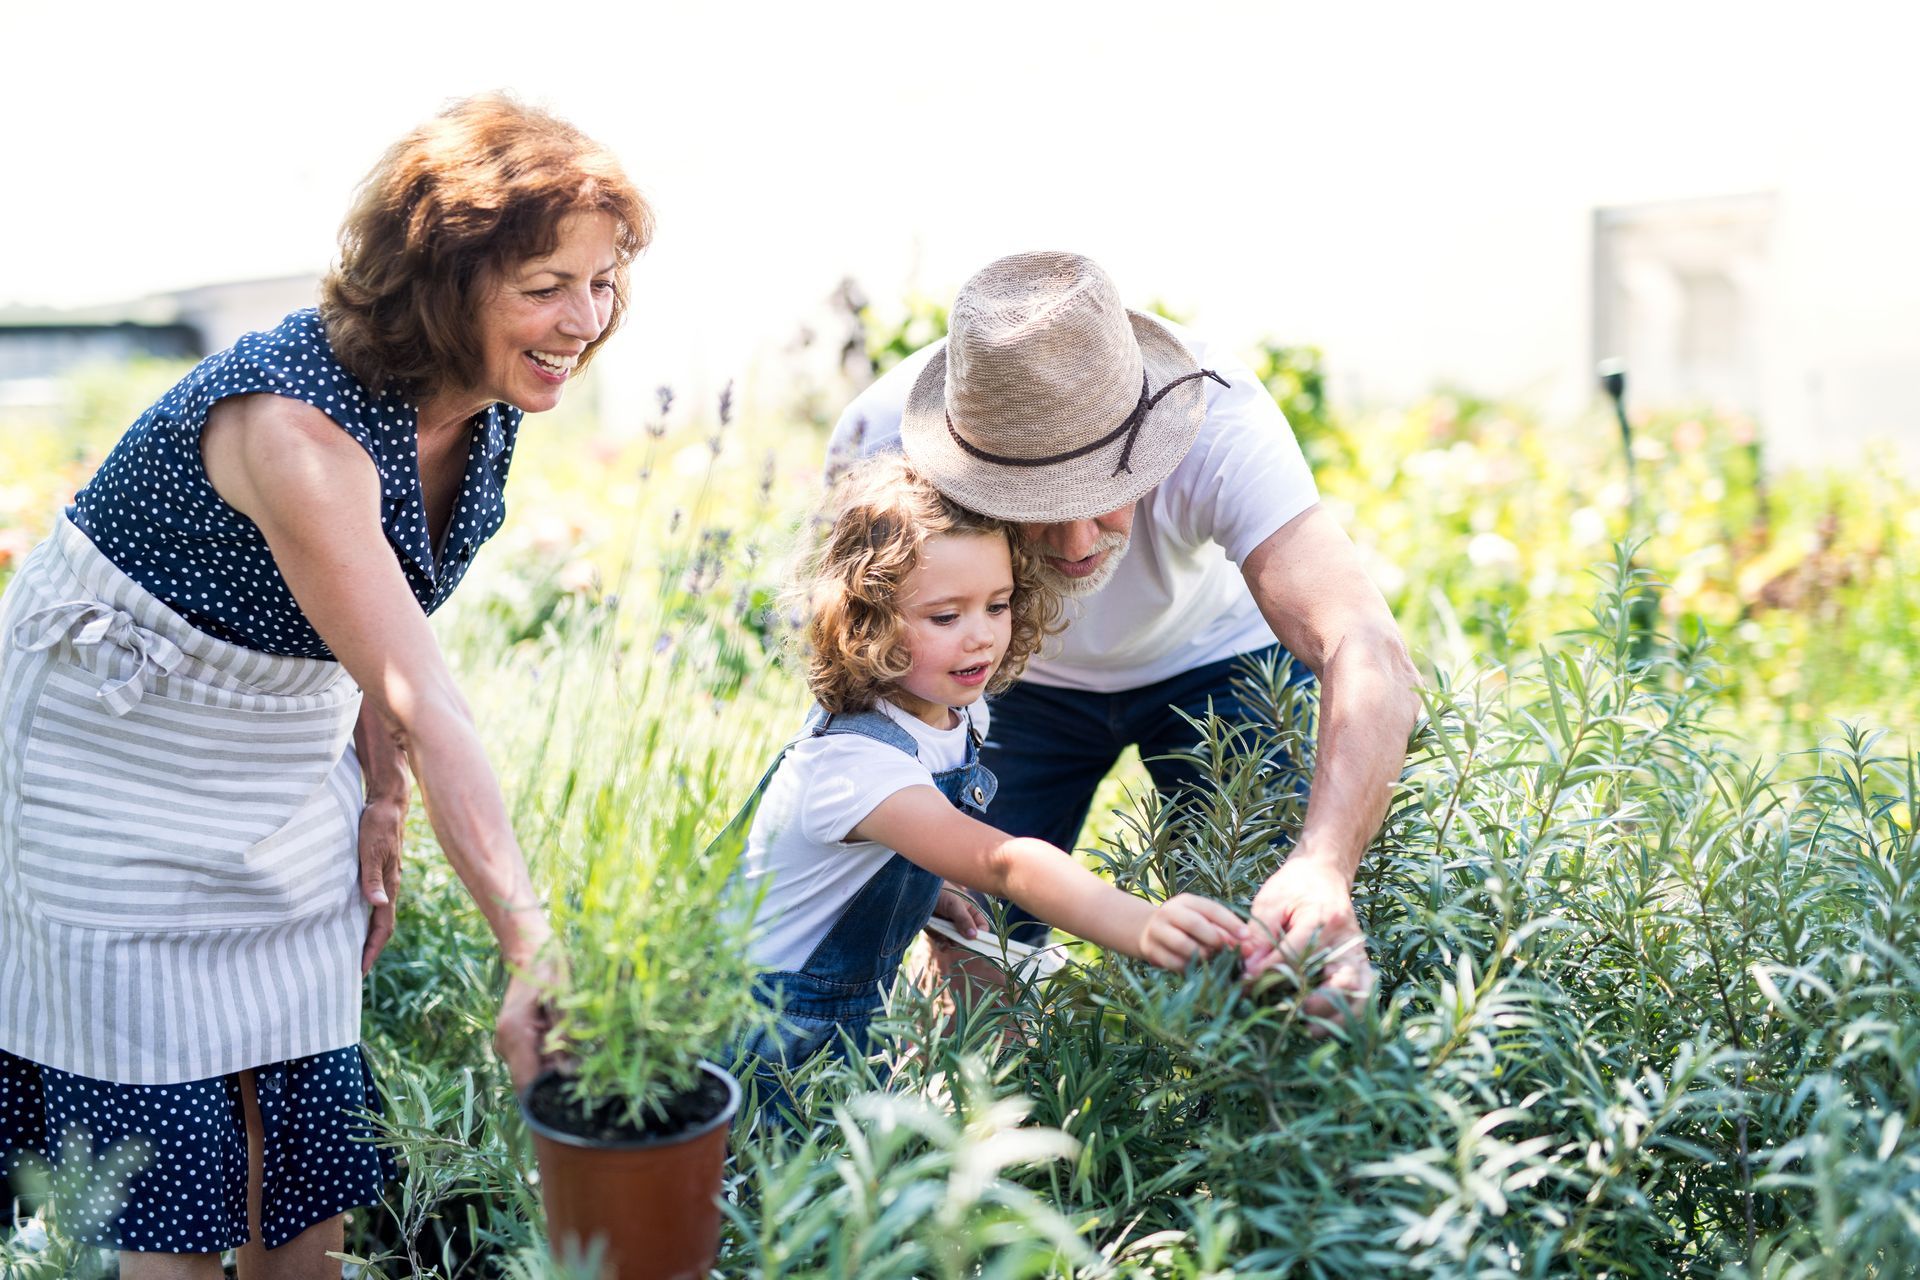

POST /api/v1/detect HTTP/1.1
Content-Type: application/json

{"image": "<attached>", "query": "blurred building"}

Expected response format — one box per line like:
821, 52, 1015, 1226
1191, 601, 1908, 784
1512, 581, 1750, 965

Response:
1593, 193, 1774, 417
0, 275, 319, 409
1589, 190, 1917, 470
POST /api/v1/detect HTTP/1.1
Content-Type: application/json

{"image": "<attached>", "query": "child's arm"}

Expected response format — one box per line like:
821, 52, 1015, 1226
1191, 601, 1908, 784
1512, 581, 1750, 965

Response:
851, 787, 1244, 969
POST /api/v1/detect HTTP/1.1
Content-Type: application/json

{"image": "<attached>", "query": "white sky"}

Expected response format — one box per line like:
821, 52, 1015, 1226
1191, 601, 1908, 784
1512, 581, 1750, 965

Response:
4, 1, 1916, 422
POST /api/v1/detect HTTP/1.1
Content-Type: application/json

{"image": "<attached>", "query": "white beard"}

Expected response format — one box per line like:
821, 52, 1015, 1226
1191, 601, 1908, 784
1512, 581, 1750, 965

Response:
1035, 532, 1131, 598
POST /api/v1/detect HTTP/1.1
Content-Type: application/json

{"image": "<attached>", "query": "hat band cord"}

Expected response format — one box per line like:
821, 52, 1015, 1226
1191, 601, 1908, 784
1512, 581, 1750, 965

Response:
945, 368, 1228, 477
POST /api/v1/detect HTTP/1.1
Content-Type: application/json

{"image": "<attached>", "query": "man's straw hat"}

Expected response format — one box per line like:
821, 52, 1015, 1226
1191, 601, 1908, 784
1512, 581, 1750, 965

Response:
900, 251, 1225, 523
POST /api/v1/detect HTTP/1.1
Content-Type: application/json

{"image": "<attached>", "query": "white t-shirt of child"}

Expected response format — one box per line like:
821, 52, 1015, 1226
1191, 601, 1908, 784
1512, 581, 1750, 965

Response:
740, 697, 987, 972
828, 318, 1321, 693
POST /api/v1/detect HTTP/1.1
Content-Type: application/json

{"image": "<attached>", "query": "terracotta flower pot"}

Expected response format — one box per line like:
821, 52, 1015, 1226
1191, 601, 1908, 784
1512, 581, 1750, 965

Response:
521, 1061, 741, 1280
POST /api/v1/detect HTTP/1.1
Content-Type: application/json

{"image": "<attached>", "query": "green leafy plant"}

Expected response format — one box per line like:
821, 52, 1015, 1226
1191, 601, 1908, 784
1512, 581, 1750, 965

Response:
14, 346, 1920, 1276
479, 553, 774, 1132
539, 753, 765, 1128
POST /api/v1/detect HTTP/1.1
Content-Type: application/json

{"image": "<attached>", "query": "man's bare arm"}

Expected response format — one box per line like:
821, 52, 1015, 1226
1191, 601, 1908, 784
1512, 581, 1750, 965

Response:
1243, 503, 1420, 879
1237, 503, 1420, 1011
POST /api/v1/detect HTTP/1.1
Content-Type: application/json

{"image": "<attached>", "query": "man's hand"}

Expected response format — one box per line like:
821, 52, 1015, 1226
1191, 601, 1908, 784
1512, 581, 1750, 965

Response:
1243, 853, 1376, 1026
1237, 505, 1413, 1029
358, 797, 407, 976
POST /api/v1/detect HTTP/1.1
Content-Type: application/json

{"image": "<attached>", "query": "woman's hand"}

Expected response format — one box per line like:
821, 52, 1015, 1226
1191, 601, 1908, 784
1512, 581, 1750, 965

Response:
928, 882, 988, 940
494, 957, 563, 1094
1137, 894, 1247, 971
205, 398, 550, 1043
353, 698, 413, 976
357, 797, 407, 975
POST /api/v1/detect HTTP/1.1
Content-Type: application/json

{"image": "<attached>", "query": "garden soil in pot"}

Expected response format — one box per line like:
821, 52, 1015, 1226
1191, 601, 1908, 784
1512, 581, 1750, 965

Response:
523, 1062, 740, 1280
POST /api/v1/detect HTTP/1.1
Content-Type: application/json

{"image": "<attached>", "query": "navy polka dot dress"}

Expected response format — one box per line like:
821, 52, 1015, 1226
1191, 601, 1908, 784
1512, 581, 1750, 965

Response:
0, 1046, 395, 1252
70, 307, 521, 658
1, 308, 519, 1250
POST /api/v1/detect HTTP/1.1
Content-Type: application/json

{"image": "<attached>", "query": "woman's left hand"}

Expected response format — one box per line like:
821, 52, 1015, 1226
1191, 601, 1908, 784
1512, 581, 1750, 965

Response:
495, 958, 562, 1094
358, 797, 407, 975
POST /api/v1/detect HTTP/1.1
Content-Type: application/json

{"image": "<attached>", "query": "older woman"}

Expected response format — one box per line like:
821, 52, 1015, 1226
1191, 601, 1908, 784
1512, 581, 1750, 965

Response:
0, 95, 646, 1275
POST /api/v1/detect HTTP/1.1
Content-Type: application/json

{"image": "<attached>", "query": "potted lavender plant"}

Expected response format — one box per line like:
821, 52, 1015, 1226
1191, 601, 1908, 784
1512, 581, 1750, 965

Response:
519, 779, 762, 1280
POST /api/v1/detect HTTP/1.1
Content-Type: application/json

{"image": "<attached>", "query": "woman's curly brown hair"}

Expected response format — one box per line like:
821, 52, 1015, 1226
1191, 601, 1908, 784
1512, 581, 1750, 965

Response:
320, 93, 652, 398
795, 454, 1064, 715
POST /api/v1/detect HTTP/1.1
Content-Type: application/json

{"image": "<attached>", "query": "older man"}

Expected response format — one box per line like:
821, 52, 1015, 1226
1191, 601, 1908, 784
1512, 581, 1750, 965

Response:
828, 251, 1418, 1012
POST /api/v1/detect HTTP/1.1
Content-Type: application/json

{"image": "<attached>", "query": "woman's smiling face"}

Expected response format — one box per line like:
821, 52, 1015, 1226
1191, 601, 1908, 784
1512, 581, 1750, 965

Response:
469, 210, 620, 414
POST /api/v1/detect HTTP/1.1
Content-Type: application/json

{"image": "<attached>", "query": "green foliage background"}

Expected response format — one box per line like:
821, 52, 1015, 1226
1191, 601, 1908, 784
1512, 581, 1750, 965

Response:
3, 332, 1918, 1277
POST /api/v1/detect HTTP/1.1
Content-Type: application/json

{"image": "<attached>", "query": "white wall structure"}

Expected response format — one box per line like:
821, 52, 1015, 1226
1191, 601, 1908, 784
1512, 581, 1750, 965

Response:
1592, 186, 1920, 471
1594, 193, 1774, 421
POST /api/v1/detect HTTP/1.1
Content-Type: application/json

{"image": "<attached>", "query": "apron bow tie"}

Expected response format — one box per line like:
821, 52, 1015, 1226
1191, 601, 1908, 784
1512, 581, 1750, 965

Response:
13, 599, 188, 716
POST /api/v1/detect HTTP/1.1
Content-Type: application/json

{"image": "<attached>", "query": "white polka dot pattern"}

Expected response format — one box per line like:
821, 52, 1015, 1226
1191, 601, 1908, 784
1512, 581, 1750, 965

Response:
69, 308, 522, 658
0, 1045, 394, 1251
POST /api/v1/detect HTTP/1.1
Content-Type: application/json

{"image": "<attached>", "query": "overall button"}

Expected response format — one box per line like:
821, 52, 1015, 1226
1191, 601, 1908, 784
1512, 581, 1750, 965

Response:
970, 784, 986, 805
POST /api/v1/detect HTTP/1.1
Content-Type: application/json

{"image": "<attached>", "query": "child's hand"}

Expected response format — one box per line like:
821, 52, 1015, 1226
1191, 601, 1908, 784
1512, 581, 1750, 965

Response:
930, 882, 989, 940
1139, 894, 1247, 971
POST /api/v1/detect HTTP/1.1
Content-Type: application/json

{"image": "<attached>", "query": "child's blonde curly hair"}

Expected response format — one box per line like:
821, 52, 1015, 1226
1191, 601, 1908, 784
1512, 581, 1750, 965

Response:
793, 453, 1063, 715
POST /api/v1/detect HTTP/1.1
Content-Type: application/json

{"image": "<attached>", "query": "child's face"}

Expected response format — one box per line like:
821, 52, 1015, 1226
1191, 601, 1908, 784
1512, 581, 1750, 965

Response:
891, 532, 1016, 728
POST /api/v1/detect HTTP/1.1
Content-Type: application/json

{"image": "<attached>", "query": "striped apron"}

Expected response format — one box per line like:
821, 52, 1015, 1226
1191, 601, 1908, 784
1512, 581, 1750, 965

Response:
0, 515, 368, 1085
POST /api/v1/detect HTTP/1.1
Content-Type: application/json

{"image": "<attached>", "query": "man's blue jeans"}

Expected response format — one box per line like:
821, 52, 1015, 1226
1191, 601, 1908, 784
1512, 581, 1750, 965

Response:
977, 644, 1315, 943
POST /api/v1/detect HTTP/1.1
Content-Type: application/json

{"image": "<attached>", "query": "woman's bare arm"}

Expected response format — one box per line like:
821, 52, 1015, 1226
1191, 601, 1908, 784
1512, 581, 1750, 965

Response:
202, 394, 551, 1083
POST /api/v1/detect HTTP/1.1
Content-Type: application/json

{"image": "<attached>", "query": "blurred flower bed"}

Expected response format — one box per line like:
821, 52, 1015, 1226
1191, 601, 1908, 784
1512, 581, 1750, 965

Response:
6, 347, 1912, 754
1262, 343, 1917, 755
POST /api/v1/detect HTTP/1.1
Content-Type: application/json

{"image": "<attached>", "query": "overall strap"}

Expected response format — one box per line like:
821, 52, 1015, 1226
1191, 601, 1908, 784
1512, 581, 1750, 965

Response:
937, 705, 997, 813
960, 703, 984, 753
706, 708, 831, 857
811, 705, 921, 758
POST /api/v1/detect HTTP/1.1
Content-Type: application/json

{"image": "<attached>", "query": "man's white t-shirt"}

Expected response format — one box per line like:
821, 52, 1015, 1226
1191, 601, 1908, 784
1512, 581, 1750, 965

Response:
828, 319, 1320, 692
740, 698, 985, 972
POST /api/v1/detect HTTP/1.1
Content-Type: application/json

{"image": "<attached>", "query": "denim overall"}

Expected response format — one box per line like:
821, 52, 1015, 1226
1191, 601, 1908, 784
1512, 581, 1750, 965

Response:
733, 704, 997, 1076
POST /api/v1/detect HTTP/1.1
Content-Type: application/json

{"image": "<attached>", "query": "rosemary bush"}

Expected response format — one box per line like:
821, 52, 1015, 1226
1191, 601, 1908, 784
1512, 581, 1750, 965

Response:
350, 546, 1920, 1277
950, 548, 1920, 1277
9, 363, 1920, 1276
695, 548, 1920, 1278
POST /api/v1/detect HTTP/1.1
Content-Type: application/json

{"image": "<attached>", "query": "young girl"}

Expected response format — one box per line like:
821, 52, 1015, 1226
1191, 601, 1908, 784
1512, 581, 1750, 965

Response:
733, 455, 1245, 1073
